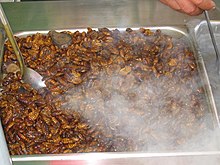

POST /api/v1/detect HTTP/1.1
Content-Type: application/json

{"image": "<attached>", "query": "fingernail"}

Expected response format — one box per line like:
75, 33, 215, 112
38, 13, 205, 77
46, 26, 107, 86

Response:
211, 1, 216, 9
211, 6, 216, 10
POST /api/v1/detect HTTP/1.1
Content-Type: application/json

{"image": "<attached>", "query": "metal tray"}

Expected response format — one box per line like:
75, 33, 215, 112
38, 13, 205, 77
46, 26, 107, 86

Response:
0, 26, 219, 165
14, 26, 220, 125
192, 20, 220, 119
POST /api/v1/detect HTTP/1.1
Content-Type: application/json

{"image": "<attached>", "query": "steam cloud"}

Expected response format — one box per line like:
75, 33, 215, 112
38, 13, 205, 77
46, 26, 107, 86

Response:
60, 27, 220, 164
61, 70, 219, 152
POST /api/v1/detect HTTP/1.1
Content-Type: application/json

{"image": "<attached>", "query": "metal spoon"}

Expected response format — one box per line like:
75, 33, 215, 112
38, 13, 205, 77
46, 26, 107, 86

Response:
0, 4, 46, 89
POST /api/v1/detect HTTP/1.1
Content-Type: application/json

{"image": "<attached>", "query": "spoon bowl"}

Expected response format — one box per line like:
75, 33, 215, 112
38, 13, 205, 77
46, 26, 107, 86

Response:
23, 66, 46, 89
0, 4, 45, 90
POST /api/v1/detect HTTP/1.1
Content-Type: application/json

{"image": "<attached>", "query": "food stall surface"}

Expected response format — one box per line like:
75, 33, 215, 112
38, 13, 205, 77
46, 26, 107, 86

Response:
0, 0, 220, 165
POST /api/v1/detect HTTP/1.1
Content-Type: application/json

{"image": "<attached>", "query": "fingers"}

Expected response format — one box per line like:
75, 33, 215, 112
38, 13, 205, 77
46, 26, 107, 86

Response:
175, 0, 203, 15
160, 0, 216, 15
190, 0, 216, 10
160, 0, 181, 11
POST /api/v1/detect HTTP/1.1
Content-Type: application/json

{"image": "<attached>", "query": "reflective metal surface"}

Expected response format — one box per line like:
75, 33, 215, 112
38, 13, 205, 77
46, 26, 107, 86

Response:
0, 121, 13, 165
0, 0, 220, 165
204, 10, 220, 74
193, 20, 220, 127
11, 151, 220, 165
1, 0, 202, 32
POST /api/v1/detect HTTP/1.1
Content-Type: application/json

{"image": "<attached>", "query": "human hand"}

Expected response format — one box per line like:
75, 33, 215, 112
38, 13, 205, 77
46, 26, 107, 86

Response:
160, 0, 216, 15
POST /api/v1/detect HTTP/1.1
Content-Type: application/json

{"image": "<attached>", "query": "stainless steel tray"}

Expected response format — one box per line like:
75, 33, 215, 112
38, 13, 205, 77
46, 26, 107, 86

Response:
1, 0, 220, 164
193, 20, 220, 119
14, 25, 220, 125
0, 26, 219, 165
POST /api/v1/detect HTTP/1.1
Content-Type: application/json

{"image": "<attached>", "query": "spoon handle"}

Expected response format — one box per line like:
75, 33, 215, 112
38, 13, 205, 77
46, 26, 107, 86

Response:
204, 10, 220, 75
0, 28, 5, 81
0, 4, 25, 76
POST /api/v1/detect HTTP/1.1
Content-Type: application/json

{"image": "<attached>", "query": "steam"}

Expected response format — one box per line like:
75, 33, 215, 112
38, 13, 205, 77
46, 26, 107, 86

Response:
59, 28, 220, 156
61, 69, 219, 152
196, 31, 220, 113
